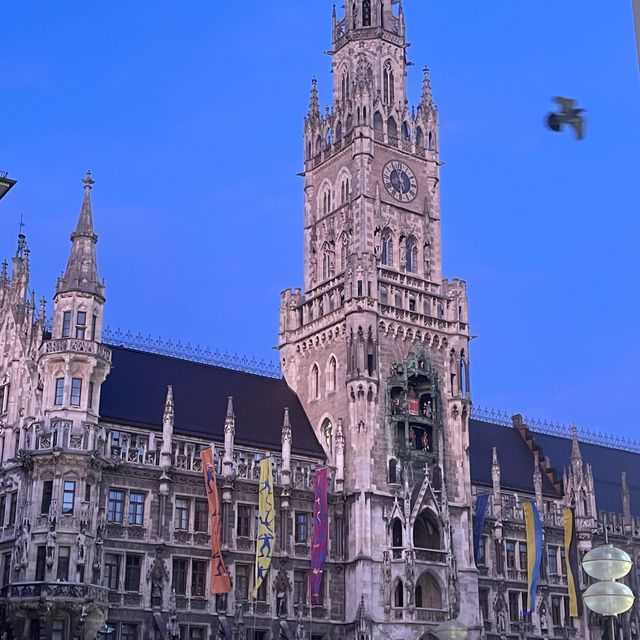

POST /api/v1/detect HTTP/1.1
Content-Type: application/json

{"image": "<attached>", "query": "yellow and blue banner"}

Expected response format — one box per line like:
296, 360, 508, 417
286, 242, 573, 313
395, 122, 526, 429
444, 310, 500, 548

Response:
252, 457, 275, 598
523, 499, 543, 614
564, 507, 583, 617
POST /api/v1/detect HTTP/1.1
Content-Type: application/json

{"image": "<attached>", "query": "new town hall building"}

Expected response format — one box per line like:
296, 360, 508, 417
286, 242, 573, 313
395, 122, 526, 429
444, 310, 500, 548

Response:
1, 2, 639, 639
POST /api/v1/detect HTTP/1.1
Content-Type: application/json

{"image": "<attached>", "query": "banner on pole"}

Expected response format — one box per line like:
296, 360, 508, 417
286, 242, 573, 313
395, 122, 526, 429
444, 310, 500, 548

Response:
310, 467, 329, 604
252, 457, 275, 598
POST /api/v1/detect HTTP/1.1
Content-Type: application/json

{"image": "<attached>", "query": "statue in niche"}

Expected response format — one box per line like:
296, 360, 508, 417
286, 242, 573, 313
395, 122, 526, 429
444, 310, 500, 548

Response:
274, 568, 291, 616
14, 522, 29, 570
147, 547, 170, 608
381, 551, 391, 609
76, 530, 87, 563
46, 524, 57, 567
405, 549, 415, 607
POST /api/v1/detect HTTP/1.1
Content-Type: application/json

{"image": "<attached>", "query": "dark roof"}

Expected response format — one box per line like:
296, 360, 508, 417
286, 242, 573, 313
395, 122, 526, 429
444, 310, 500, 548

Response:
469, 419, 557, 495
99, 346, 325, 459
469, 418, 640, 516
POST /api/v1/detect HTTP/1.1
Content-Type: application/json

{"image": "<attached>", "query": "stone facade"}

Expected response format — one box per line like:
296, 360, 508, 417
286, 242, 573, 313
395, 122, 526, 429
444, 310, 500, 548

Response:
1, 2, 640, 640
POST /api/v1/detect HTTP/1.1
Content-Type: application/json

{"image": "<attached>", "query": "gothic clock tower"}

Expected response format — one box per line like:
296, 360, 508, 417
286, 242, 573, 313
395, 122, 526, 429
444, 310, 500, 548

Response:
279, 2, 479, 636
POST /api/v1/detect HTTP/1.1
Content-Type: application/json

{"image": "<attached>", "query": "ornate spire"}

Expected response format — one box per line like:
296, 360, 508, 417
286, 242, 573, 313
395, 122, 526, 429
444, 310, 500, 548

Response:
224, 396, 235, 434
421, 66, 434, 109
533, 451, 543, 509
163, 385, 175, 425
307, 77, 321, 122
56, 171, 104, 300
570, 424, 582, 463
281, 407, 292, 445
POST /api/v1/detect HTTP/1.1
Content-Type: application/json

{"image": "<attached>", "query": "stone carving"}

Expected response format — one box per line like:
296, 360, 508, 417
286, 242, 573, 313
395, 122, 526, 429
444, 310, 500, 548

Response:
381, 551, 391, 610
76, 530, 86, 563
14, 521, 29, 570
166, 591, 180, 640
405, 548, 415, 607
147, 547, 170, 608
46, 524, 57, 568
274, 568, 291, 616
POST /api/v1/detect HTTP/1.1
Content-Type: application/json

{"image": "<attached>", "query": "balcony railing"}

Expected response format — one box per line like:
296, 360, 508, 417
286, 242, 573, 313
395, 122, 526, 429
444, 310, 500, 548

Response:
0, 582, 108, 603
42, 338, 112, 363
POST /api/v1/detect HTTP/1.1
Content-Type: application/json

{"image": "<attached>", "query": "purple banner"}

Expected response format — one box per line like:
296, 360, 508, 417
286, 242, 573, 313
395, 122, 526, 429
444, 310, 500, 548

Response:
310, 467, 329, 604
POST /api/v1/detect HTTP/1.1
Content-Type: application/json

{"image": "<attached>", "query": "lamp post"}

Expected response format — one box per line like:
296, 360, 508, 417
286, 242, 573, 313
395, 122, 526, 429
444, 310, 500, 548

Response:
433, 619, 469, 640
582, 544, 635, 640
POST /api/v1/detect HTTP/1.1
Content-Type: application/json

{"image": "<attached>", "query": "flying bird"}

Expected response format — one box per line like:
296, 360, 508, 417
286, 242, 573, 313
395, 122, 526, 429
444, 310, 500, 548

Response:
546, 97, 586, 140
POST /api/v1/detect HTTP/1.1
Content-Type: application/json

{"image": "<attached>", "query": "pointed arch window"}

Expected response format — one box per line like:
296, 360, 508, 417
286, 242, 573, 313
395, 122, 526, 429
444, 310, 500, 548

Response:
413, 511, 441, 550
415, 573, 443, 609
321, 418, 333, 453
393, 580, 404, 608
402, 121, 411, 141
310, 365, 320, 400
388, 459, 398, 484
373, 111, 383, 133
428, 131, 434, 150
383, 60, 395, 105
405, 236, 418, 273
392, 518, 403, 548
381, 232, 394, 267
341, 70, 350, 99
387, 116, 397, 140
327, 357, 337, 392
346, 114, 354, 132
416, 127, 424, 148
336, 121, 343, 142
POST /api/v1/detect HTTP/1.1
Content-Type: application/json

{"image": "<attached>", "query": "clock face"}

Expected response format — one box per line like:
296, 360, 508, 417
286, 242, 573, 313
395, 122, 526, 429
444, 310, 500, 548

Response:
382, 161, 418, 203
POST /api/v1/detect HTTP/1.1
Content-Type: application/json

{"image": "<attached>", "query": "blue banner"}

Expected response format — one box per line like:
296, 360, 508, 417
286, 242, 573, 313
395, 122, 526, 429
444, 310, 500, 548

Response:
473, 494, 490, 565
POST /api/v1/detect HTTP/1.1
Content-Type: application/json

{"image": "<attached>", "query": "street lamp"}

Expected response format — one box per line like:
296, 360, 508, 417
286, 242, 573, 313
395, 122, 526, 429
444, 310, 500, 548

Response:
433, 619, 469, 640
582, 544, 635, 639
0, 172, 16, 201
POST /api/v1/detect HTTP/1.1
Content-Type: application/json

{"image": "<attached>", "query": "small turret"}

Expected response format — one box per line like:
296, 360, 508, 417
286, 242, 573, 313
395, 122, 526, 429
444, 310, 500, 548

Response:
281, 408, 292, 486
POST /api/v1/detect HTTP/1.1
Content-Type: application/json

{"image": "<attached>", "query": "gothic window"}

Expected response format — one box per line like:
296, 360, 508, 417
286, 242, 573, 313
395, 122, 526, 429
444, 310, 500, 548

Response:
357, 107, 361, 124
346, 113, 354, 132
387, 116, 397, 139
315, 135, 322, 155
395, 291, 402, 308
405, 236, 418, 273
381, 232, 394, 266
325, 129, 332, 147
322, 188, 332, 215
363, 106, 367, 122
380, 286, 388, 305
383, 60, 395, 105
75, 311, 87, 339
413, 511, 441, 550
391, 518, 403, 548
310, 364, 320, 400
336, 121, 343, 142
341, 70, 350, 99
362, 0, 371, 26
62, 480, 76, 514
366, 327, 375, 375
402, 121, 411, 141
415, 573, 442, 609
428, 131, 434, 150
327, 357, 337, 392
70, 377, 82, 406
393, 579, 404, 608
307, 140, 312, 159
416, 127, 424, 148
373, 111, 383, 133
322, 243, 334, 280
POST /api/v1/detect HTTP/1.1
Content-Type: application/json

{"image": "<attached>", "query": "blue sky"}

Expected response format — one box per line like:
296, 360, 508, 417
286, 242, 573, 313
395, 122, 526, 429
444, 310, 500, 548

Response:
1, 1, 639, 439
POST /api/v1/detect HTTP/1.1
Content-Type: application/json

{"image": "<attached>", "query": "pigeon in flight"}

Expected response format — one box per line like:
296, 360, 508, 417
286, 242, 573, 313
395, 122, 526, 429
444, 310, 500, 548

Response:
546, 97, 586, 140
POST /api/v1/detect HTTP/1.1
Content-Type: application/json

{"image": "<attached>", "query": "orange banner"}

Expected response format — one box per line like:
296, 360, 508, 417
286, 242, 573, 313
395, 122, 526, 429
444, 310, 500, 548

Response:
201, 447, 232, 594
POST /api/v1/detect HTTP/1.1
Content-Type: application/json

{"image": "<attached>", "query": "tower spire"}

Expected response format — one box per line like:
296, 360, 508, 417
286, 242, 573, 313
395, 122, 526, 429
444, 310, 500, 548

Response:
421, 67, 434, 109
56, 171, 104, 300
307, 77, 321, 122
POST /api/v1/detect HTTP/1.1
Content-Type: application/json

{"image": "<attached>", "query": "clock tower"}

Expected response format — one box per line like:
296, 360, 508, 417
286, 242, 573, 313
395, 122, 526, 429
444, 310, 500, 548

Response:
279, 1, 479, 636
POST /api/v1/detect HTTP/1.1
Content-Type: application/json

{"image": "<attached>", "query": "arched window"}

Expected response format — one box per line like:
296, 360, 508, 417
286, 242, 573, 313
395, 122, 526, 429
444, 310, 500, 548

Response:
388, 459, 397, 484
428, 130, 433, 150
381, 233, 393, 266
373, 111, 383, 133
393, 580, 404, 608
341, 70, 350, 99
336, 121, 343, 142
315, 135, 322, 155
310, 365, 319, 400
362, 0, 371, 26
402, 121, 411, 141
416, 127, 424, 148
392, 518, 403, 548
346, 114, 354, 132
405, 236, 418, 273
363, 106, 367, 122
327, 357, 337, 392
383, 61, 395, 105
307, 140, 312, 159
322, 188, 332, 215
379, 286, 388, 305
322, 244, 333, 280
340, 178, 350, 204
387, 117, 397, 139
357, 107, 361, 124
413, 511, 441, 550
325, 129, 332, 147
415, 573, 443, 609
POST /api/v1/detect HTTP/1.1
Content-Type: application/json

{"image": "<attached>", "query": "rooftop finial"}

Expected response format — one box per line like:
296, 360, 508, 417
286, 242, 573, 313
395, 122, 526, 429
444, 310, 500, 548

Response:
82, 170, 95, 191
308, 76, 321, 121
570, 424, 582, 461
422, 66, 434, 109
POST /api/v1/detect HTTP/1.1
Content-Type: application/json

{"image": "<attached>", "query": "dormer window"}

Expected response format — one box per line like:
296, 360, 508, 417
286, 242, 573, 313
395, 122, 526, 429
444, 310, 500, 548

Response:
62, 312, 72, 338
75, 311, 87, 339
